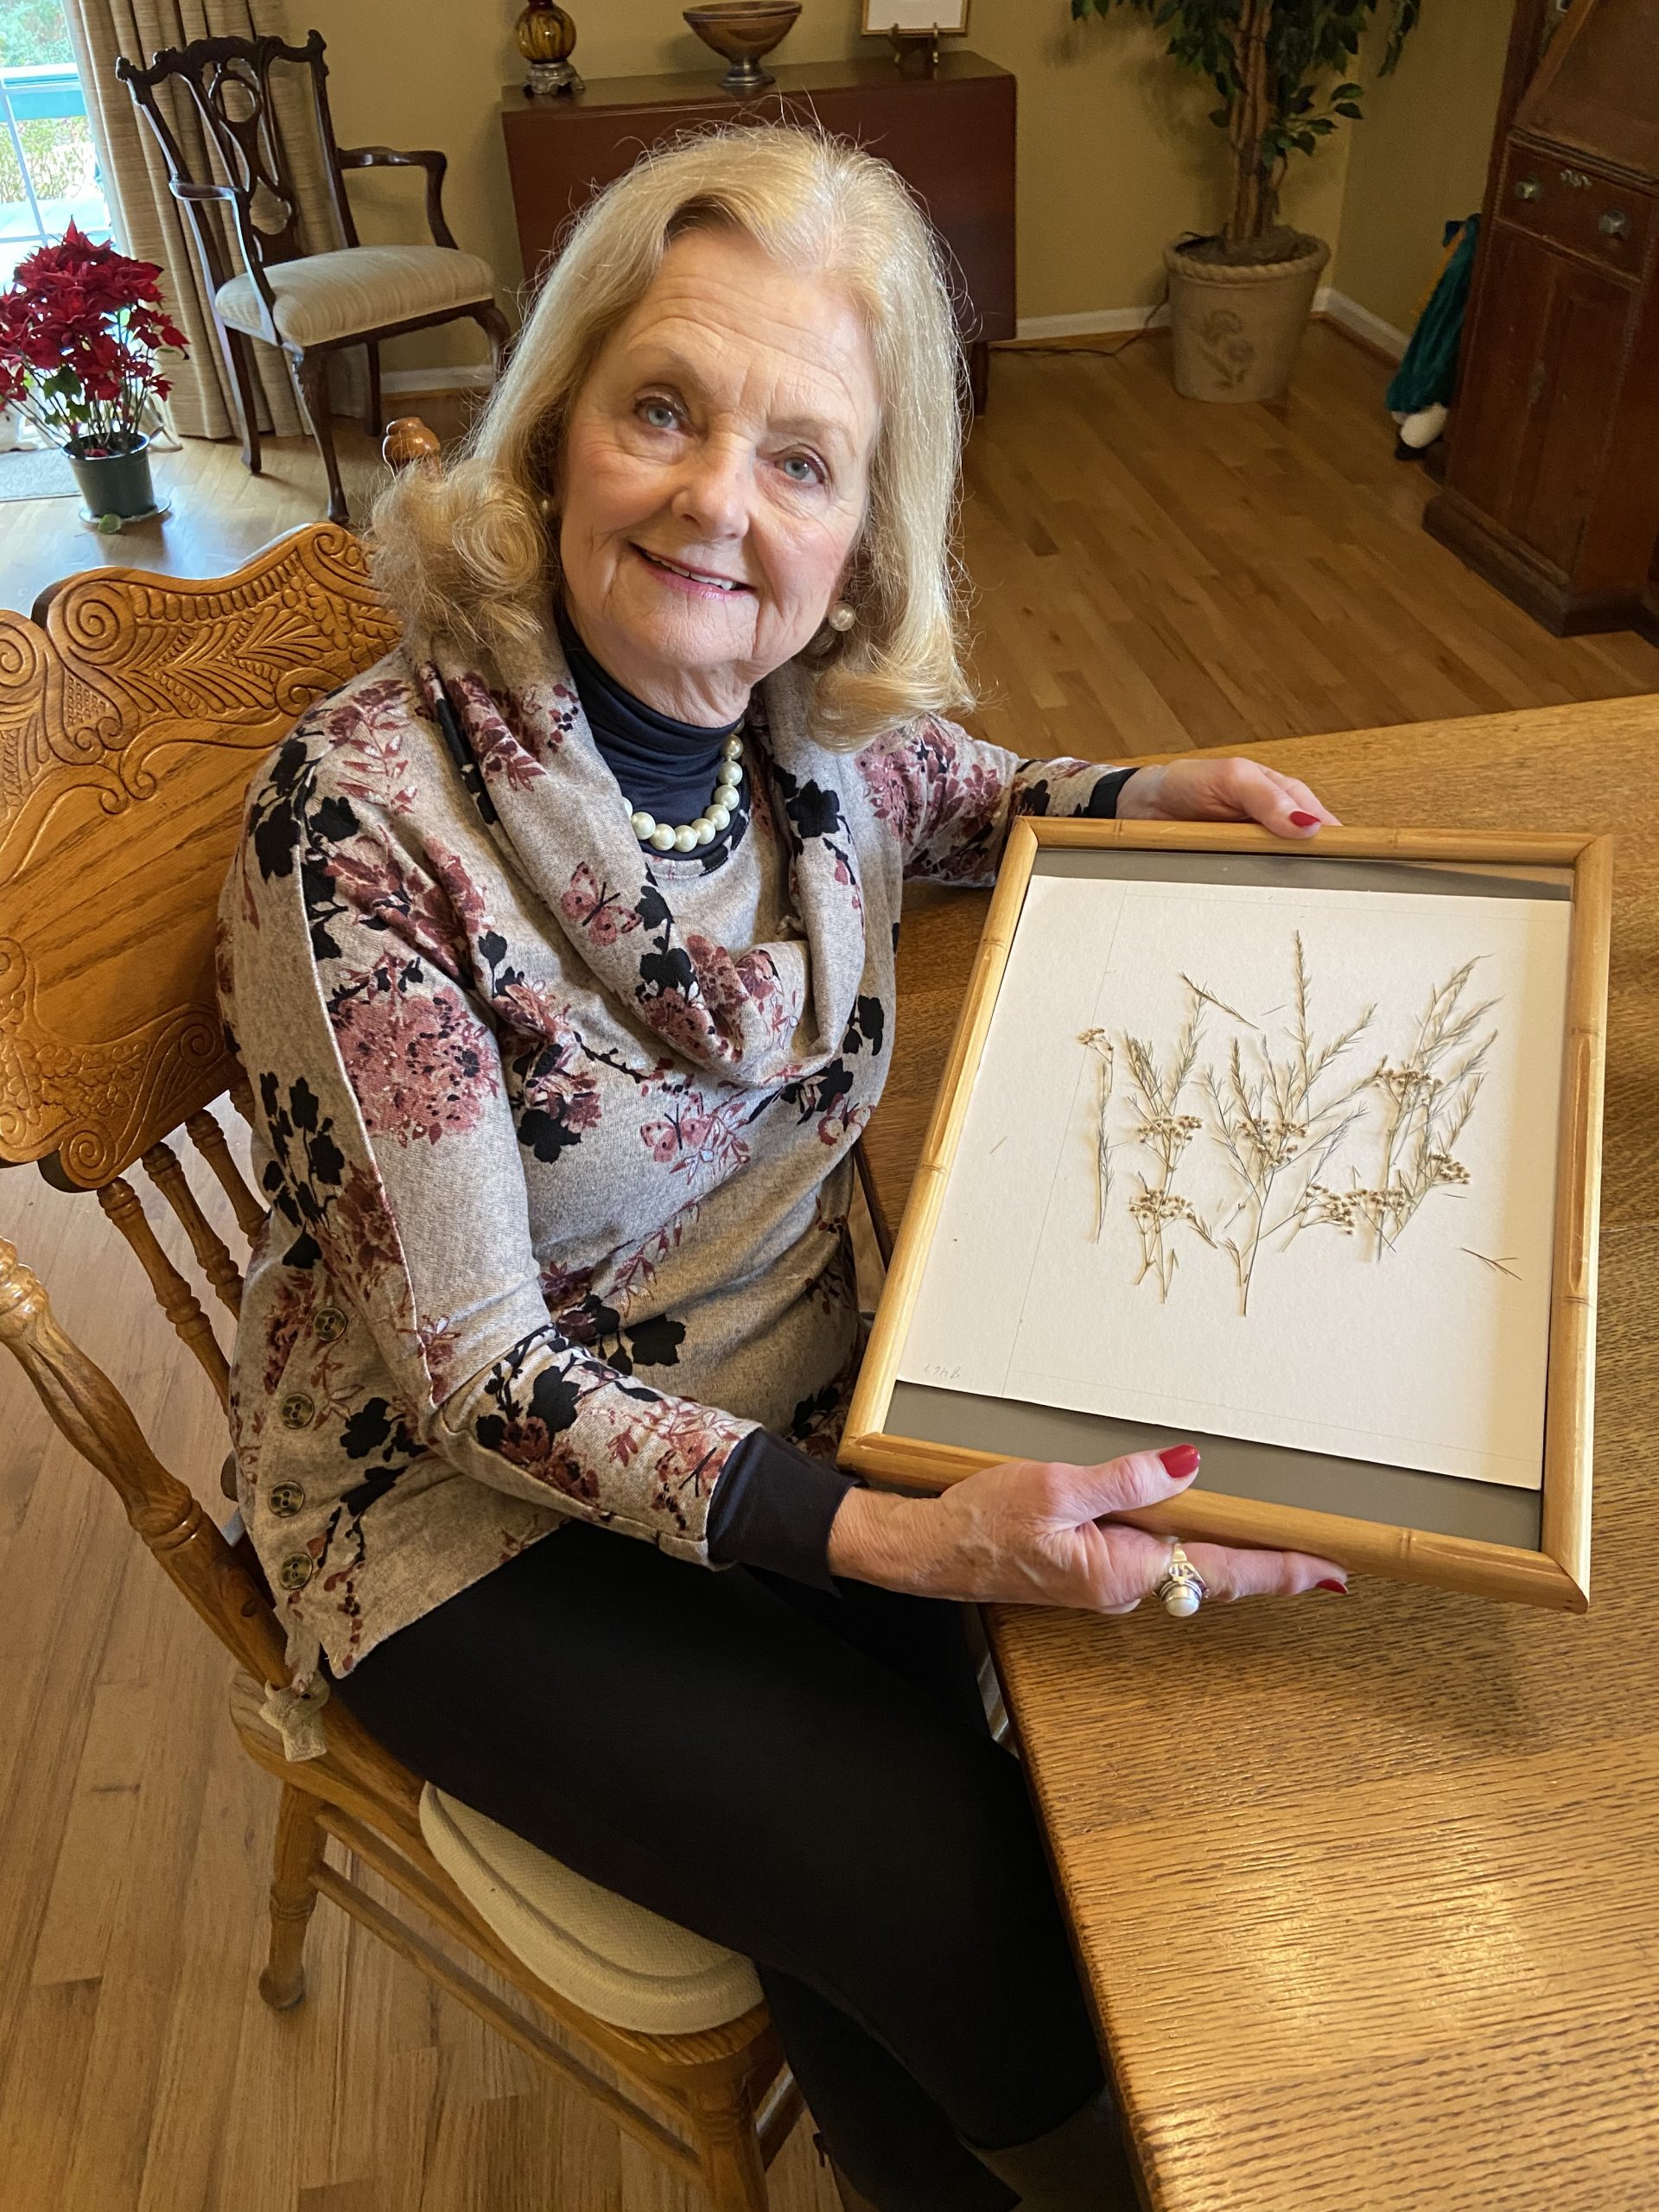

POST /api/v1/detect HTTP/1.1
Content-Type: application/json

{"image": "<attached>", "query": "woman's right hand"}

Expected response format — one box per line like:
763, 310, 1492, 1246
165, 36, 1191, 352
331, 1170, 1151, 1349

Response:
825, 1446, 1348, 1611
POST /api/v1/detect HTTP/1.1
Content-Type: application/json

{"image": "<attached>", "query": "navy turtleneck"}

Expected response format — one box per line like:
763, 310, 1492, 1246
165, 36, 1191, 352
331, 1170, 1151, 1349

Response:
558, 609, 747, 838
555, 607, 859, 1588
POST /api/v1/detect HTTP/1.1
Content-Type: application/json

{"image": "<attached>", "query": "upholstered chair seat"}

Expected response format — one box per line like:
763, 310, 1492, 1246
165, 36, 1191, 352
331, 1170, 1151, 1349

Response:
422, 1788, 765, 2035
118, 30, 511, 523
215, 243, 498, 349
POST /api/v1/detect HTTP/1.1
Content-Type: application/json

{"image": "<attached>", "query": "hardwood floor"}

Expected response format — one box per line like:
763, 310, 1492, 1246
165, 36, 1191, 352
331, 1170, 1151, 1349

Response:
4, 327, 1657, 753
0, 1134, 841, 2212
962, 325, 1659, 756
1, 327, 1656, 2212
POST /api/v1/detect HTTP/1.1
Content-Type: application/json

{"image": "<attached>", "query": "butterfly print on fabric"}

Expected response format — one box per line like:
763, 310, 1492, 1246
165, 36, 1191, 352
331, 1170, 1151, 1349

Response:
562, 863, 642, 950
640, 1090, 753, 1189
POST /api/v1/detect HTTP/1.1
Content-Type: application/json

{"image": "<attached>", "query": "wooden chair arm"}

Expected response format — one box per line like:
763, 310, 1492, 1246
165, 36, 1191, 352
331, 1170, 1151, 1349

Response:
336, 145, 458, 251
169, 178, 281, 334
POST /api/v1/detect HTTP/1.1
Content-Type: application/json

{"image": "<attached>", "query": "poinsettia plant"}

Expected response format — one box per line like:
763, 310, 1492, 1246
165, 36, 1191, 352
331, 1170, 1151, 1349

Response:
0, 222, 188, 457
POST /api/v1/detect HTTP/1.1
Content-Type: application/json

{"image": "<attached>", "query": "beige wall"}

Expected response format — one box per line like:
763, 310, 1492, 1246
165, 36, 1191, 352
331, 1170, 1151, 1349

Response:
1332, 2, 1513, 337
305, 0, 1510, 377
304, 0, 1354, 379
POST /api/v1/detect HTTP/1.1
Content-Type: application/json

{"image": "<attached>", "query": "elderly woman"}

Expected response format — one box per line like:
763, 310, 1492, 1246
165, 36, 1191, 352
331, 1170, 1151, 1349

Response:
222, 130, 1345, 2212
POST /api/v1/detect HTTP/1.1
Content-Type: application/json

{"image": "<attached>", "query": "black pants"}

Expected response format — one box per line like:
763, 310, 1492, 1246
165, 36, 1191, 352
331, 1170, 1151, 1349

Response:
329, 1525, 1104, 2212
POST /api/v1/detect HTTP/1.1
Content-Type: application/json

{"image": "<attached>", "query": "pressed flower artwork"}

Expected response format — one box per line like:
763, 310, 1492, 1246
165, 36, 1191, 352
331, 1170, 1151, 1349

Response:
897, 868, 1573, 1491
1080, 935, 1499, 1315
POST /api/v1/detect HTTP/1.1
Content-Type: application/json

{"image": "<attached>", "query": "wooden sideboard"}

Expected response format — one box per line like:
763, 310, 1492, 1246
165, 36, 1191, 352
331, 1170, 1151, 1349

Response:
1426, 0, 1659, 641
498, 53, 1016, 410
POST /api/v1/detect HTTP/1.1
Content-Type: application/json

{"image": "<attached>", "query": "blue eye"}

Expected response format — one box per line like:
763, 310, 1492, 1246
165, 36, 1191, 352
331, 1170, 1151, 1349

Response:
641, 400, 677, 431
781, 454, 822, 485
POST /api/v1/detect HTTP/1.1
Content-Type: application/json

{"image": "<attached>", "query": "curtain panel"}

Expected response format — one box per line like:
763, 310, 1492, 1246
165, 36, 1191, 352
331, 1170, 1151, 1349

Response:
62, 0, 351, 440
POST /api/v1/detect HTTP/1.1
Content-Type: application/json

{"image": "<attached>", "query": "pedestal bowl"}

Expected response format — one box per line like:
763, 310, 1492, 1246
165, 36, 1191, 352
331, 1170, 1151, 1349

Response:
683, 3, 801, 92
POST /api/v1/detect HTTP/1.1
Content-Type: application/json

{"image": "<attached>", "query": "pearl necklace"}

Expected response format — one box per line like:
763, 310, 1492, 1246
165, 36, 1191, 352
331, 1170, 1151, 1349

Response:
629, 732, 745, 853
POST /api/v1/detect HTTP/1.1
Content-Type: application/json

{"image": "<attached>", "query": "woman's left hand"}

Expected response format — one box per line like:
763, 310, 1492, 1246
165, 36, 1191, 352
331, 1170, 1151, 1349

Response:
1116, 756, 1340, 839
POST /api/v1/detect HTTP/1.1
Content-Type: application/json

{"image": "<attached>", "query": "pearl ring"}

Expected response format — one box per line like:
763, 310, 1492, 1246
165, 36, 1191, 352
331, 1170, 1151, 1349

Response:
1154, 1541, 1207, 1619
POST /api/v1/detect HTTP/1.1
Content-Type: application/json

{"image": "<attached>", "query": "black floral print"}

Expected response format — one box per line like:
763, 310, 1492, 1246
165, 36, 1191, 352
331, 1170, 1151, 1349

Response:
221, 640, 1124, 1695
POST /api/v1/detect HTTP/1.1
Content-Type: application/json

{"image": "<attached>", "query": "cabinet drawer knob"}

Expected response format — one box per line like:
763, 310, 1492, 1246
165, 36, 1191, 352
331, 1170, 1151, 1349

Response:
1516, 175, 1543, 203
1599, 208, 1632, 240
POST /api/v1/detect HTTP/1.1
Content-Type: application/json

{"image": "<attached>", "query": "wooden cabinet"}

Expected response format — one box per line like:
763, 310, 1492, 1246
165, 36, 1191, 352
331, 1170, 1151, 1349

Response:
497, 54, 1016, 410
1425, 0, 1659, 639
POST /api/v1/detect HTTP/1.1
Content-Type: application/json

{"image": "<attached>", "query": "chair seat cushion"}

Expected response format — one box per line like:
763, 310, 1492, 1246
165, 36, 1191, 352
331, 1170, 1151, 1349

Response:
419, 1784, 764, 2035
214, 245, 496, 348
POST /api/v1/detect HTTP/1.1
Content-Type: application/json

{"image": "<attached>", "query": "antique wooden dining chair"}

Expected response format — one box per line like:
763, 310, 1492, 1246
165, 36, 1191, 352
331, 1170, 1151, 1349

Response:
115, 29, 510, 525
0, 512, 799, 2209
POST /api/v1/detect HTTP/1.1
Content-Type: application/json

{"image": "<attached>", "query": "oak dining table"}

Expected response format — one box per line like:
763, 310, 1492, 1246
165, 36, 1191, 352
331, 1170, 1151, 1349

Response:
856, 695, 1659, 2212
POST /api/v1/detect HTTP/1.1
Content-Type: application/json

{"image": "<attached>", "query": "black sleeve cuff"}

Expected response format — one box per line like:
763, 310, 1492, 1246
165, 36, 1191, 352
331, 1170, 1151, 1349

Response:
706, 1429, 860, 1592
1083, 766, 1137, 818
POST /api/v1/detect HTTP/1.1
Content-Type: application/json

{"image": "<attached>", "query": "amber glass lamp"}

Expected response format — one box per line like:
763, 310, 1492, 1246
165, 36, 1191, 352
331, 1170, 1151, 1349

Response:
516, 1, 582, 97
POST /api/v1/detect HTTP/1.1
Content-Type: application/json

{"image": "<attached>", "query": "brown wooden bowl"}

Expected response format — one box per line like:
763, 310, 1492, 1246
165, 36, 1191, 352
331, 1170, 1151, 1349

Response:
683, 3, 801, 91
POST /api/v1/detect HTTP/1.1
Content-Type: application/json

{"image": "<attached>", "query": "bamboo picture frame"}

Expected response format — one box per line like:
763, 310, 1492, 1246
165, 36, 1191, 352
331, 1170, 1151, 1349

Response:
842, 820, 1612, 1611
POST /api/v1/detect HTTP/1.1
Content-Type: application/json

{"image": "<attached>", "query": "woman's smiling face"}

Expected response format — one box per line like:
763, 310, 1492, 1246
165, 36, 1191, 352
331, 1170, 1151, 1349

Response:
556, 225, 881, 724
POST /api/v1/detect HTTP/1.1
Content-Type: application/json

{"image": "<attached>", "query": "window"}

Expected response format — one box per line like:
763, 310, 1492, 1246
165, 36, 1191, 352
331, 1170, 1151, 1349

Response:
0, 0, 112, 287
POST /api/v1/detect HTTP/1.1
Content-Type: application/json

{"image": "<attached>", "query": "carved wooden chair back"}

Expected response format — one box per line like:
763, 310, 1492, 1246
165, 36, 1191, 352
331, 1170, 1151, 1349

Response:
0, 518, 794, 2209
113, 30, 352, 308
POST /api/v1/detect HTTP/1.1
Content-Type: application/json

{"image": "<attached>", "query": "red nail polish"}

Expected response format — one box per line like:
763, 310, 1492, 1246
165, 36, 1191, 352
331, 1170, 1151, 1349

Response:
1314, 1579, 1350, 1593
1290, 810, 1321, 829
1159, 1445, 1200, 1479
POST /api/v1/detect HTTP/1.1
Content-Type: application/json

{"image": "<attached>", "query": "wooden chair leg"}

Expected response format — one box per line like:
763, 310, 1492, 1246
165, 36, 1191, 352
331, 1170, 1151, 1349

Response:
296, 353, 350, 526
259, 1783, 326, 2012
471, 300, 512, 384
222, 325, 264, 474
363, 340, 383, 440
684, 2076, 771, 2212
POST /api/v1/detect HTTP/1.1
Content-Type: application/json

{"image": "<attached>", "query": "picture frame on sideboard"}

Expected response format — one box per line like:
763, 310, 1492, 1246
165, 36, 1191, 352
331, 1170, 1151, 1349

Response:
861, 1, 971, 35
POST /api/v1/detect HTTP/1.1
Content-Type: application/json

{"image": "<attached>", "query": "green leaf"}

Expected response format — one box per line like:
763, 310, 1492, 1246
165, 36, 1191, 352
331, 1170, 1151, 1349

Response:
1334, 101, 1363, 118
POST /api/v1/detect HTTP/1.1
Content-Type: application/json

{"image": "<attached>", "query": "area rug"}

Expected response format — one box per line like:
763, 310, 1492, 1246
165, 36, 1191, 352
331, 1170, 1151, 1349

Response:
0, 447, 79, 500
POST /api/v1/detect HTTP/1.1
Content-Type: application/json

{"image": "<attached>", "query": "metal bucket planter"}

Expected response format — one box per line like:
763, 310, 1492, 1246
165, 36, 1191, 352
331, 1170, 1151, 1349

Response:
1162, 233, 1331, 404
66, 434, 164, 529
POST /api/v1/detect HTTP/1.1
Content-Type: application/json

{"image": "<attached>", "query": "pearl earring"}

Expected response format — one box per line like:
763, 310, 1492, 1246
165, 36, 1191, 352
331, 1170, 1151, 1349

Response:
826, 602, 855, 633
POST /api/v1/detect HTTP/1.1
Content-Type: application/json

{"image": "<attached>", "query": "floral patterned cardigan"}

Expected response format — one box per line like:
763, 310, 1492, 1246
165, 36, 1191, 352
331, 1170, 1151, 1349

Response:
219, 634, 1126, 1729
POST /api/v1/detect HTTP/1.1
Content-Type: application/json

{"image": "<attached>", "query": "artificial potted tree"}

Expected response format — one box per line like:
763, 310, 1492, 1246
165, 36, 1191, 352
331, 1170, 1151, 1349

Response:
1072, 0, 1422, 403
0, 222, 187, 526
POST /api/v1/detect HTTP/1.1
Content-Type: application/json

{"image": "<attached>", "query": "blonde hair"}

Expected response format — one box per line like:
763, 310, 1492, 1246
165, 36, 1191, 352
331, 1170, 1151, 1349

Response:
369, 126, 973, 747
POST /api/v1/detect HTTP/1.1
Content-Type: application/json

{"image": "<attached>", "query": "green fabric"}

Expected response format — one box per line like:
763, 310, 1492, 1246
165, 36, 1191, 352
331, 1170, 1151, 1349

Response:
1387, 215, 1480, 415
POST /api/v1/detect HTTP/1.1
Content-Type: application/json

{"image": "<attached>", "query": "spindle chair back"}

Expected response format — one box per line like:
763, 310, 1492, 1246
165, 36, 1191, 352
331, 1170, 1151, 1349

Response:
0, 514, 797, 2209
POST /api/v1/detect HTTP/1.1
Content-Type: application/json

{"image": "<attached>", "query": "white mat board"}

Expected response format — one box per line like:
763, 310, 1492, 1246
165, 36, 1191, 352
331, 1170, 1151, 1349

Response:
895, 874, 1572, 1491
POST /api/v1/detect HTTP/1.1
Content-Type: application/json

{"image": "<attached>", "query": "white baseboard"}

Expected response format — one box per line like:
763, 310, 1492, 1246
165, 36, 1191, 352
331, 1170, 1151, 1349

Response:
1014, 286, 1408, 361
381, 364, 494, 395
1314, 288, 1409, 359
1014, 305, 1170, 340
397, 289, 1407, 382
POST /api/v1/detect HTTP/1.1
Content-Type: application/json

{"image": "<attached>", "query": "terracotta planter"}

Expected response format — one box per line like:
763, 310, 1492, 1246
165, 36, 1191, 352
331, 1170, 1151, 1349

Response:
1162, 233, 1331, 404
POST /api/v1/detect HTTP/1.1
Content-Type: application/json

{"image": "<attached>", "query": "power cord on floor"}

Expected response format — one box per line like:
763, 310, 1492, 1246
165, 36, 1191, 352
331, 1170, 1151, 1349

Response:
989, 238, 1224, 364
994, 277, 1170, 364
